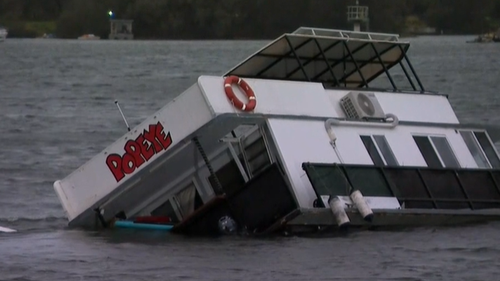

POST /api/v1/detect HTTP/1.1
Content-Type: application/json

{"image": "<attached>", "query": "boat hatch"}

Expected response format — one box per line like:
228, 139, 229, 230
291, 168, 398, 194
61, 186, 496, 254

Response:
225, 27, 424, 92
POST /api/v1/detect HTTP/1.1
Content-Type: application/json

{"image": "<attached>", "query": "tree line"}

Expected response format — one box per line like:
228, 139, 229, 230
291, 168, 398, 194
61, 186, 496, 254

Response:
1, 0, 499, 39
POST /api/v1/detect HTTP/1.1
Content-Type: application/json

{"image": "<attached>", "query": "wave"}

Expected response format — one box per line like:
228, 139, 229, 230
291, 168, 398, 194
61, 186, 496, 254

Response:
0, 215, 66, 223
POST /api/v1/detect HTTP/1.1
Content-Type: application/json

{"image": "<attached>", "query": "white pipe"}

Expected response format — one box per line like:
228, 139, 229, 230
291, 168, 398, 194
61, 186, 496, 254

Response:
325, 113, 399, 130
350, 190, 374, 222
384, 113, 399, 127
324, 114, 399, 163
328, 196, 350, 228
324, 118, 340, 146
324, 119, 344, 162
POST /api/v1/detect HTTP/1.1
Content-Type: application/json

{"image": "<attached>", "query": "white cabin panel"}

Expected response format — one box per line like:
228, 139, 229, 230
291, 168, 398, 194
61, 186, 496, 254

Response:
325, 90, 460, 124
267, 118, 340, 208
331, 129, 378, 165
384, 132, 429, 167
54, 84, 214, 221
267, 119, 480, 209
332, 126, 427, 167
330, 125, 478, 168
376, 93, 459, 124
199, 76, 459, 125
198, 76, 338, 118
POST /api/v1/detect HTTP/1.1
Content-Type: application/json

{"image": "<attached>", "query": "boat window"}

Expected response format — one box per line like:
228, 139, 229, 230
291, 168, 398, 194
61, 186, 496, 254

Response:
413, 135, 460, 168
244, 137, 272, 176
213, 126, 272, 197
174, 183, 196, 217
373, 135, 398, 166
429, 136, 460, 168
150, 182, 204, 222
360, 135, 385, 166
208, 160, 246, 198
460, 131, 490, 168
172, 182, 204, 219
360, 135, 398, 166
151, 199, 180, 223
413, 136, 443, 168
473, 131, 500, 168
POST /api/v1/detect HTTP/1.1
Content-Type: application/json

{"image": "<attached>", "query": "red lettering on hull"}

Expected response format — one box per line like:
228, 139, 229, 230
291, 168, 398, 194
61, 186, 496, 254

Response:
106, 121, 173, 182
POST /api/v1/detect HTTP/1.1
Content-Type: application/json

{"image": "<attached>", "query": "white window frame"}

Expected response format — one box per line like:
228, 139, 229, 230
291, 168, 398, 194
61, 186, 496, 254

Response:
412, 134, 462, 168
459, 129, 500, 169
360, 135, 399, 166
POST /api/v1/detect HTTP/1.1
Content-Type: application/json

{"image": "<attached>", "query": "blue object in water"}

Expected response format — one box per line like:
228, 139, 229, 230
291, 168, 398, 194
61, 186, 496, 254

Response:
114, 220, 173, 231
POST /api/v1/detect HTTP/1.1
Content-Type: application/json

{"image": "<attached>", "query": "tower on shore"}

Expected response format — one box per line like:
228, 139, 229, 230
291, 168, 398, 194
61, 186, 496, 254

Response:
347, 0, 369, 32
109, 19, 134, 40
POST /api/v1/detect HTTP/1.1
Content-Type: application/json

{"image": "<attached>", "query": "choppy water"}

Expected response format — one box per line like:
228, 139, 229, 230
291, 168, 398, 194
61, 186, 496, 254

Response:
0, 36, 499, 280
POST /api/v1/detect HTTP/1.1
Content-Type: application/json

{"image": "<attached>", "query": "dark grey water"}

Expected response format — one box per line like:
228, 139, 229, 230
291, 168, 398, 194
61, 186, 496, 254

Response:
0, 36, 499, 280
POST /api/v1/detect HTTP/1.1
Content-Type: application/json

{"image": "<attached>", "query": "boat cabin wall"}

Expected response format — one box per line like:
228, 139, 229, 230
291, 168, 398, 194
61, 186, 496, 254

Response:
54, 83, 215, 224
64, 110, 279, 227
109, 142, 231, 223
267, 118, 499, 208
198, 75, 459, 124
122, 119, 284, 221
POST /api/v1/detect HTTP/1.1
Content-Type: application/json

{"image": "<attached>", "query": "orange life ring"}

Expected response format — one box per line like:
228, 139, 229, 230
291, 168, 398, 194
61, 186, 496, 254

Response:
224, 76, 256, 111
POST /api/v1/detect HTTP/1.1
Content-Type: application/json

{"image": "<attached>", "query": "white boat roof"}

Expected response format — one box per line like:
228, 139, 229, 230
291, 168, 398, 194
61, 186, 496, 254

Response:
225, 27, 412, 89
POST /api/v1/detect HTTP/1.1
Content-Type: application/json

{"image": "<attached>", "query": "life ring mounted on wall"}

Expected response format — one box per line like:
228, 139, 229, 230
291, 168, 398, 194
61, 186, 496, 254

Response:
223, 76, 256, 112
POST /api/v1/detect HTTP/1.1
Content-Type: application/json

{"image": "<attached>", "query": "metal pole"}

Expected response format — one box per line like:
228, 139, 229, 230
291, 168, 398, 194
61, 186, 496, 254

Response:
370, 42, 397, 90
398, 45, 425, 91
285, 35, 310, 81
342, 40, 367, 87
115, 100, 130, 132
398, 61, 416, 90
286, 40, 342, 80
257, 38, 312, 77
312, 38, 340, 86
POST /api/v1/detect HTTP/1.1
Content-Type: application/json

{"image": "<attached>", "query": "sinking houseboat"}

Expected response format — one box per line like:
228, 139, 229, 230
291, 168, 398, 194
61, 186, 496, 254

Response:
54, 27, 500, 235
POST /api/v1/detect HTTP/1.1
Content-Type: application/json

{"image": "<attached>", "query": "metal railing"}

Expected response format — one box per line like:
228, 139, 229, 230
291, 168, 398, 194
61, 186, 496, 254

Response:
292, 27, 401, 42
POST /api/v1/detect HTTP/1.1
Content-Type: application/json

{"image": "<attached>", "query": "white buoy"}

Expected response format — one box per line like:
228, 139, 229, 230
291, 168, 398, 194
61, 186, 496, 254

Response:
0, 226, 17, 233
350, 190, 374, 222
328, 196, 350, 228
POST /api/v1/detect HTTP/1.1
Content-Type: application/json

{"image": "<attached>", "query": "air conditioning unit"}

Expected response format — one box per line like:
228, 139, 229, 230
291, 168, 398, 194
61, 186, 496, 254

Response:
340, 91, 385, 119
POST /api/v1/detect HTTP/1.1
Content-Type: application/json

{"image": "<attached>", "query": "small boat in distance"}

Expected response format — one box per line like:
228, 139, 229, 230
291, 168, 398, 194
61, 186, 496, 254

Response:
78, 34, 100, 40
37, 33, 55, 39
0, 26, 8, 42
467, 28, 500, 43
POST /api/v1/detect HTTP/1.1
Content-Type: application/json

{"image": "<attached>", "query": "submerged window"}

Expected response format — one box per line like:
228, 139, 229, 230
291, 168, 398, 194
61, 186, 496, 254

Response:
460, 131, 500, 168
360, 135, 398, 166
413, 135, 460, 168
151, 199, 179, 222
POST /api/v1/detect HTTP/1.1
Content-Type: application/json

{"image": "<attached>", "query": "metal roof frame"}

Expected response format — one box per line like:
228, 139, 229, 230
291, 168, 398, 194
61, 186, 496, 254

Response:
225, 27, 425, 92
